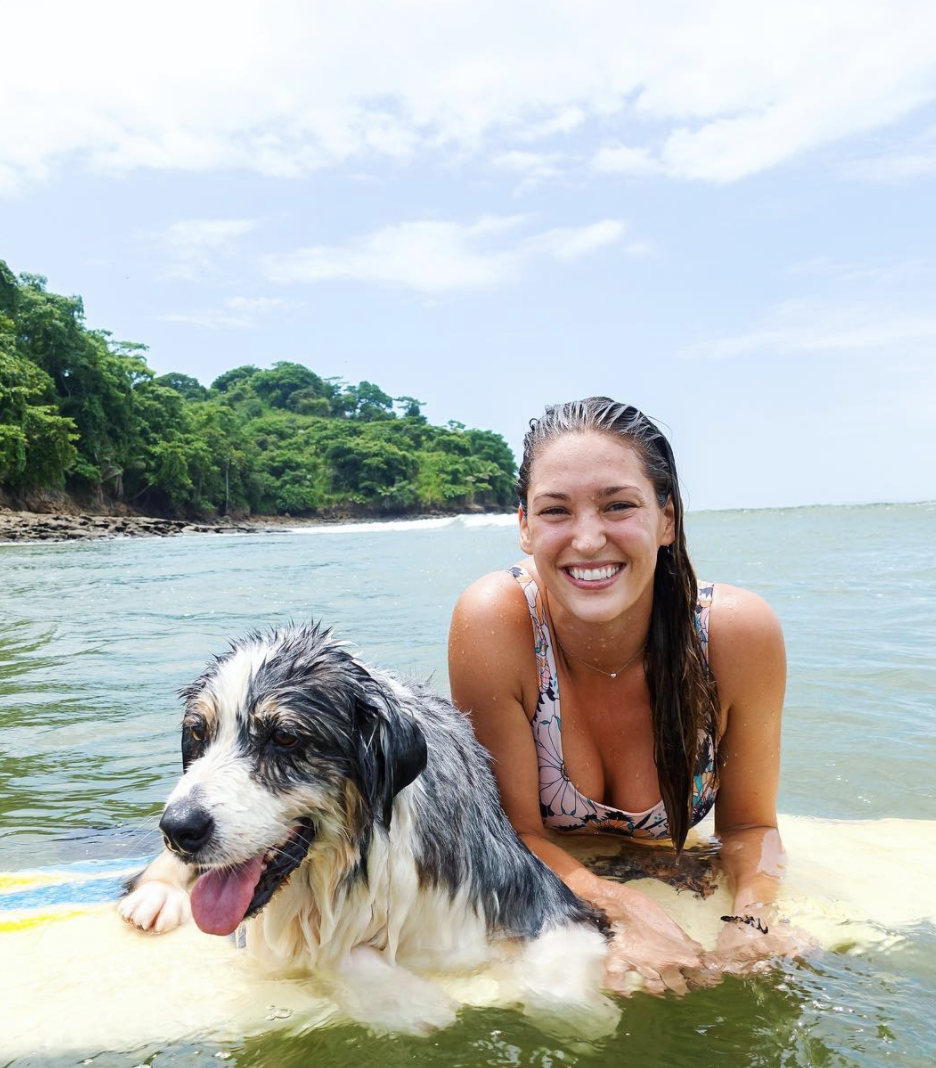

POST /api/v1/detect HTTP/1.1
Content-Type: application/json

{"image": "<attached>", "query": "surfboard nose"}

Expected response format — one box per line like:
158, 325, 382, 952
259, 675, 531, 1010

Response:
160, 801, 215, 858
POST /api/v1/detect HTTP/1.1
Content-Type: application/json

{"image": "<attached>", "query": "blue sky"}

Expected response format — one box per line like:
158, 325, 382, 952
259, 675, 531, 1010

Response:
2, 1, 935, 510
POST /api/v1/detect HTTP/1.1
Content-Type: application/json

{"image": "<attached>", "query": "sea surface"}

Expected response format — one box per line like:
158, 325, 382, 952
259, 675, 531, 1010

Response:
1, 502, 934, 1067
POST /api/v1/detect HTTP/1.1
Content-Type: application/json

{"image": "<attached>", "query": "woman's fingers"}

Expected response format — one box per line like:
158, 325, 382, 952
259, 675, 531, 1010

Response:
682, 963, 724, 990
657, 964, 690, 997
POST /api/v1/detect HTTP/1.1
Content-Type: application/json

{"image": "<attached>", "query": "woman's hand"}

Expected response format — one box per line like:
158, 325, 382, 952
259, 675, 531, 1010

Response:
707, 914, 818, 976
599, 883, 719, 996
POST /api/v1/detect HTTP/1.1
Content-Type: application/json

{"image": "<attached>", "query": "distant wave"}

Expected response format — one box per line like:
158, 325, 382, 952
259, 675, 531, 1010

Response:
285, 513, 518, 536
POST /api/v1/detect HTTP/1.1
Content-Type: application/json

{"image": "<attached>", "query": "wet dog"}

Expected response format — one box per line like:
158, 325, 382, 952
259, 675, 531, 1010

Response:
119, 623, 612, 1033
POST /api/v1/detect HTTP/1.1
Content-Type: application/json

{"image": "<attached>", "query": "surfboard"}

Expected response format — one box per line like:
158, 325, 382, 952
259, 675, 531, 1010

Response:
2, 815, 934, 1059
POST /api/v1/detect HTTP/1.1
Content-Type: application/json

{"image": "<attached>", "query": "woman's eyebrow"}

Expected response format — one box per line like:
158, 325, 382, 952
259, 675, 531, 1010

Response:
598, 484, 643, 498
532, 484, 644, 504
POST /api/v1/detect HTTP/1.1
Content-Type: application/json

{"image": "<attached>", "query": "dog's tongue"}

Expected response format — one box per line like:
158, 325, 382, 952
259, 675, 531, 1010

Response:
190, 856, 264, 935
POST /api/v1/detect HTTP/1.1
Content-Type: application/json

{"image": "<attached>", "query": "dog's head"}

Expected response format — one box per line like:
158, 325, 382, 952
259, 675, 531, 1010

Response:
158, 622, 427, 936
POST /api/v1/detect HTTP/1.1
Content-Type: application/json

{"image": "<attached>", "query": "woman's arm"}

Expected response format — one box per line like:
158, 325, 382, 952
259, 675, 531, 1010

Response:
708, 585, 811, 968
449, 572, 711, 995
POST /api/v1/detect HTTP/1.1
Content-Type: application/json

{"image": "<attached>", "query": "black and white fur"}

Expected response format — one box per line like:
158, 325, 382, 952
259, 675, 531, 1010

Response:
119, 623, 612, 1033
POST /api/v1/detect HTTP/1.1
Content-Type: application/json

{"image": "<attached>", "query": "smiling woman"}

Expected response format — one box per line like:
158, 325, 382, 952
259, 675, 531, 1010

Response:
448, 396, 809, 995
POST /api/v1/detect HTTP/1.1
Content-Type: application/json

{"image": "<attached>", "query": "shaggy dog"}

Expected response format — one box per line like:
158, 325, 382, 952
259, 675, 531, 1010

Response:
119, 623, 612, 1033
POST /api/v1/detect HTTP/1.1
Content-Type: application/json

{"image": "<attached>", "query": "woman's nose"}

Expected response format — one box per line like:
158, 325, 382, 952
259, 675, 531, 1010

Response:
570, 513, 606, 556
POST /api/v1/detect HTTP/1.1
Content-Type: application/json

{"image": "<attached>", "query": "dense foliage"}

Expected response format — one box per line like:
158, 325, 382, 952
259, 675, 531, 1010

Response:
0, 262, 515, 515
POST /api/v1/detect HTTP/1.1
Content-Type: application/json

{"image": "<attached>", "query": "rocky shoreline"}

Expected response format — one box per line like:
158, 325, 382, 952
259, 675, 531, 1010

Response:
0, 510, 277, 543
0, 507, 501, 543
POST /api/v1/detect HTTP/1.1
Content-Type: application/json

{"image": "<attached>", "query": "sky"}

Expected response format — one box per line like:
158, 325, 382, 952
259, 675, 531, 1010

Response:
2, 0, 936, 511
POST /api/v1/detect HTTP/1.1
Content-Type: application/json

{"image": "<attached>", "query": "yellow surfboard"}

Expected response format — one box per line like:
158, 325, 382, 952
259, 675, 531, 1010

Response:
2, 815, 934, 1059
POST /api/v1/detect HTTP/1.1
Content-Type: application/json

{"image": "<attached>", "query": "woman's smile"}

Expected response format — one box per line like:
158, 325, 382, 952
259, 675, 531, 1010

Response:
562, 562, 624, 588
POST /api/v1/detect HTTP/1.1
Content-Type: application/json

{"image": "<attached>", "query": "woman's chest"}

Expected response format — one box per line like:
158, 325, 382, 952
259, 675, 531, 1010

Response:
556, 684, 663, 813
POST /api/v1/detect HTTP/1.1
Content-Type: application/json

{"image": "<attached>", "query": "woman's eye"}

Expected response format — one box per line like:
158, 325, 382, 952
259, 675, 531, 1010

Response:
607, 501, 636, 512
271, 728, 299, 749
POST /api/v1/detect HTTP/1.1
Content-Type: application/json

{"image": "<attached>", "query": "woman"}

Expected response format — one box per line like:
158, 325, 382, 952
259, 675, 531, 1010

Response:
448, 398, 802, 995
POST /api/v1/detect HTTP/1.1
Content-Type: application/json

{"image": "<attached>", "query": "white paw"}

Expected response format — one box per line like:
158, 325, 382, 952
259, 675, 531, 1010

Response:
117, 881, 191, 933
333, 945, 458, 1034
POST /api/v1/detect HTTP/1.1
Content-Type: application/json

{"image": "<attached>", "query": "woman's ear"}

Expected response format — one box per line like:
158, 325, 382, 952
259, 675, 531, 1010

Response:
661, 496, 676, 546
518, 504, 533, 555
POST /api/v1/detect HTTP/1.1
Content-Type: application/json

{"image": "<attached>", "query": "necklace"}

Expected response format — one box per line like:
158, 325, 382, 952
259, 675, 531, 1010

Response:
554, 634, 646, 679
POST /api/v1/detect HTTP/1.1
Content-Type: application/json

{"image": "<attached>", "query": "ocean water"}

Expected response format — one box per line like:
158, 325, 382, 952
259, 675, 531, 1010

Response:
1, 502, 934, 1067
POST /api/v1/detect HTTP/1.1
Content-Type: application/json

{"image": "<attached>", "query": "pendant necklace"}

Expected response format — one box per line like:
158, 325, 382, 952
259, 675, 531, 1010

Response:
554, 634, 646, 679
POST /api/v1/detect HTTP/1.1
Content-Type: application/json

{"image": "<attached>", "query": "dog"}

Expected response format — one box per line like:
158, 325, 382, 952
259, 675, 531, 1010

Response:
118, 622, 613, 1034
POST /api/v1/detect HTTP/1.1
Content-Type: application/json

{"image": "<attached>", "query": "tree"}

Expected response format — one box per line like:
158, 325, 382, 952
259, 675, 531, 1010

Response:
325, 432, 417, 504
154, 372, 209, 401
249, 361, 327, 410
0, 347, 77, 486
395, 395, 427, 422
210, 365, 259, 393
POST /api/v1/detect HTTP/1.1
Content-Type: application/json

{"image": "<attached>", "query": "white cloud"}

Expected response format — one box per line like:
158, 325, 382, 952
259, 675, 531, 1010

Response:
847, 123, 936, 181
492, 150, 569, 190
150, 219, 258, 279
592, 143, 663, 177
3, 1, 936, 191
262, 215, 627, 293
688, 296, 936, 360
524, 220, 626, 262
163, 294, 287, 329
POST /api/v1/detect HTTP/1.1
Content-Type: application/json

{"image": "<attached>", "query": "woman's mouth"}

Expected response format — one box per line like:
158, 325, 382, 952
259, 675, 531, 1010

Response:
563, 564, 623, 587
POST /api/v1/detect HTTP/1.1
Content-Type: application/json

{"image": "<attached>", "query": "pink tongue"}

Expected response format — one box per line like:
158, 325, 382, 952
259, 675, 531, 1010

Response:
190, 856, 265, 935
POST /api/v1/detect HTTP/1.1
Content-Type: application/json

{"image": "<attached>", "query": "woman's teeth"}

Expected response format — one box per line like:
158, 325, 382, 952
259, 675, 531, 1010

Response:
567, 565, 621, 582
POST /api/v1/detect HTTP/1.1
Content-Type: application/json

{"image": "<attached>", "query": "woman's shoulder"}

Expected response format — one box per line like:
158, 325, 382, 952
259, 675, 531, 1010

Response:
452, 562, 536, 630
707, 582, 786, 705
448, 563, 539, 711
708, 582, 783, 641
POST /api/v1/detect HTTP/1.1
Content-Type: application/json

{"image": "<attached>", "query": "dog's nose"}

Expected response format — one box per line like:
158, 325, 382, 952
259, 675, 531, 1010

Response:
159, 802, 215, 857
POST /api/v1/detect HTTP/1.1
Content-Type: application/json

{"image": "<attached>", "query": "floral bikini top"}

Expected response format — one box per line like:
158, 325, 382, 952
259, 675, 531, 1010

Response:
509, 565, 718, 840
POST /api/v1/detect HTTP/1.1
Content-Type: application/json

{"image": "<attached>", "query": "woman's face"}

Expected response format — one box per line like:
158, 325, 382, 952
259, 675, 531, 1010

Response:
519, 431, 675, 626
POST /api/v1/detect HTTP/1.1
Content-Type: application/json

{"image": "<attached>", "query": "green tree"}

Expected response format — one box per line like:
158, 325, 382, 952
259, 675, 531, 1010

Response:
0, 346, 78, 487
211, 365, 259, 393
154, 372, 209, 401
395, 395, 427, 421
249, 361, 327, 410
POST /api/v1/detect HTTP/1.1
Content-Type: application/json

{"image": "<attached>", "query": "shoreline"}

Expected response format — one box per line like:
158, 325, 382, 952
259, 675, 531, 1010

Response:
0, 508, 508, 544
2, 497, 931, 545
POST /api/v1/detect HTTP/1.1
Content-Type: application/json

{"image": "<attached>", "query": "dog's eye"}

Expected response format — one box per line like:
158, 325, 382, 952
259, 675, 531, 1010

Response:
190, 725, 205, 742
270, 728, 299, 749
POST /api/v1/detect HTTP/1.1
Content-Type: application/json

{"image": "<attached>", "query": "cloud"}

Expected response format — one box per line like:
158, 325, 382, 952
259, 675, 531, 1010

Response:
3, 1, 936, 191
592, 143, 664, 177
847, 123, 936, 181
163, 294, 287, 329
492, 150, 570, 192
149, 219, 258, 279
688, 296, 936, 360
262, 215, 627, 293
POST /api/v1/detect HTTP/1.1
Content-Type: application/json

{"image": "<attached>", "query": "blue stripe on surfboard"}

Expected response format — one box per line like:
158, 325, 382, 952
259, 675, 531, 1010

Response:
0, 857, 155, 911
2, 877, 130, 910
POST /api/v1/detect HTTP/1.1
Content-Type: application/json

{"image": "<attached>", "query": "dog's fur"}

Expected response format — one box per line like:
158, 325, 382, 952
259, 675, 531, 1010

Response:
119, 623, 612, 1033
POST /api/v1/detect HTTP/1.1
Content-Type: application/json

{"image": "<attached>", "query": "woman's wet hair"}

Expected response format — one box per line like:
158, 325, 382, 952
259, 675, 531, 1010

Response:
517, 397, 720, 851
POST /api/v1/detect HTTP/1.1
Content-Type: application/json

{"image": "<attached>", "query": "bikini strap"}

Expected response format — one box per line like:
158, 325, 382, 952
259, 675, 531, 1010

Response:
695, 581, 714, 666
507, 566, 556, 700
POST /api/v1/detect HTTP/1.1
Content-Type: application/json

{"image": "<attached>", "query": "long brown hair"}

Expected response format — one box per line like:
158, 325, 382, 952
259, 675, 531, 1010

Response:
516, 397, 719, 851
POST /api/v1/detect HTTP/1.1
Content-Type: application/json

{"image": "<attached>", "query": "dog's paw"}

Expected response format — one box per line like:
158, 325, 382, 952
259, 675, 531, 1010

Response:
117, 880, 191, 933
340, 981, 458, 1036
333, 945, 459, 1034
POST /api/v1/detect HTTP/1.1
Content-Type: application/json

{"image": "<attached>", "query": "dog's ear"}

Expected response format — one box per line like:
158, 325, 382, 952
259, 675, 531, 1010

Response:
355, 687, 427, 829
